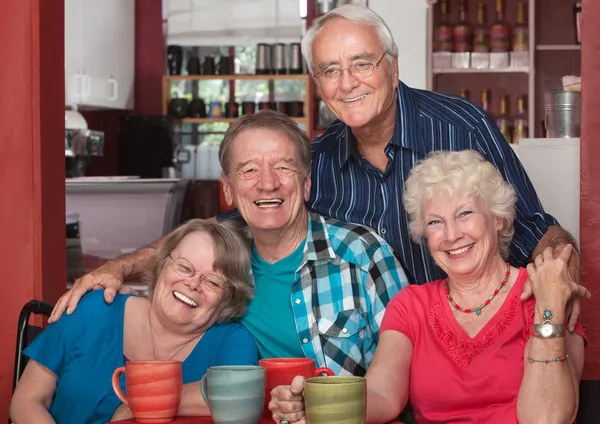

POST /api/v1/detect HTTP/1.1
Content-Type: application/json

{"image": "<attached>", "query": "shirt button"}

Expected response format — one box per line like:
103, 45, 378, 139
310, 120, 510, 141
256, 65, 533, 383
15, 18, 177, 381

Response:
342, 328, 348, 334
303, 338, 309, 344
295, 298, 301, 304
381, 228, 387, 235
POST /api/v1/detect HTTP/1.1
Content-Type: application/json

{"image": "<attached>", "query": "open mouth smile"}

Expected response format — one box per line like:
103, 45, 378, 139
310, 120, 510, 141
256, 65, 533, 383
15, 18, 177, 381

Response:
341, 94, 368, 103
254, 199, 283, 208
447, 244, 474, 256
173, 290, 199, 308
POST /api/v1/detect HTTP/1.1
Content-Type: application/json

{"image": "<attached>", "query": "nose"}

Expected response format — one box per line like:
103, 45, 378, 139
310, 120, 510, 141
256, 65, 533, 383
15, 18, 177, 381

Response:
185, 275, 203, 291
339, 68, 361, 92
257, 167, 280, 191
444, 220, 463, 243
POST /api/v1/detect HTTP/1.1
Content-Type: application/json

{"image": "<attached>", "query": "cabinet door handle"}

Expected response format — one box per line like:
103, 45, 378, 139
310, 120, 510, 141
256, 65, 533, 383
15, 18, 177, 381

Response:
109, 79, 118, 101
83, 74, 91, 99
75, 74, 84, 99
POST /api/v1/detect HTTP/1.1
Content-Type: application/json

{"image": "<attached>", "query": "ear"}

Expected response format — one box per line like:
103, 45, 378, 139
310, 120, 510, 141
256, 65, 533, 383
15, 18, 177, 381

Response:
221, 172, 233, 206
495, 216, 504, 233
304, 168, 312, 202
392, 58, 399, 89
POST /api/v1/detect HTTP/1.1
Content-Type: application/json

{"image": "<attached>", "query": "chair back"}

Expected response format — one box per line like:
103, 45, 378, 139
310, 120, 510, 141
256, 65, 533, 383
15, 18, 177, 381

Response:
12, 300, 54, 392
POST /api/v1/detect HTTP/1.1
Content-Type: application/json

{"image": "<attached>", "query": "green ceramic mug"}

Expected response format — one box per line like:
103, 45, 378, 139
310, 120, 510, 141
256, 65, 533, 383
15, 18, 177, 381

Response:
304, 376, 366, 424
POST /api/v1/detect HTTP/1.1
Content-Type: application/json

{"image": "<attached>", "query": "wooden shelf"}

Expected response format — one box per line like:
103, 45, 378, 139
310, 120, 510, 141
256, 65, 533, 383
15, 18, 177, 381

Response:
164, 74, 310, 82
536, 45, 581, 51
178, 117, 308, 125
433, 67, 529, 75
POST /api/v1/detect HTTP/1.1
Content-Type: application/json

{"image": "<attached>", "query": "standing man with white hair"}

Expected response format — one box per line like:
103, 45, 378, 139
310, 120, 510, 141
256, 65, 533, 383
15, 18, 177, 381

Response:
52, 5, 589, 332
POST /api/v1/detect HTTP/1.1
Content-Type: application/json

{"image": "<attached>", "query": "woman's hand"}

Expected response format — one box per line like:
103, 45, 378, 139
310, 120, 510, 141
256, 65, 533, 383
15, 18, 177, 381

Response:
269, 376, 306, 423
526, 245, 582, 322
110, 403, 133, 421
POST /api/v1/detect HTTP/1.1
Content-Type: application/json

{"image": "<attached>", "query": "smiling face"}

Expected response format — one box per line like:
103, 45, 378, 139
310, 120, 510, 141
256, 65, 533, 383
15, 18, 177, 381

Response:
152, 231, 227, 333
221, 128, 311, 236
422, 192, 503, 280
312, 18, 398, 129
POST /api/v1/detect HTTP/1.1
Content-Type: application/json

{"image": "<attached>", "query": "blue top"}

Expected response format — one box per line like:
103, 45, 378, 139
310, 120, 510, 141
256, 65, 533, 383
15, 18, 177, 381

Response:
242, 238, 306, 359
24, 291, 258, 424
221, 81, 557, 285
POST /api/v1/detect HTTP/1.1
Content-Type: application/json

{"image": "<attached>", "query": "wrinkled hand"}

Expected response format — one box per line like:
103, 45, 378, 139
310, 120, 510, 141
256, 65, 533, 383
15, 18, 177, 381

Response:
49, 261, 130, 323
269, 376, 306, 424
110, 403, 133, 421
521, 244, 590, 331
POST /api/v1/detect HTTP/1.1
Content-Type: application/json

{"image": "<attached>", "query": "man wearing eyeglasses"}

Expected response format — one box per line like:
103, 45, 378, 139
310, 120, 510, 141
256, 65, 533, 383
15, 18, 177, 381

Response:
294, 5, 585, 303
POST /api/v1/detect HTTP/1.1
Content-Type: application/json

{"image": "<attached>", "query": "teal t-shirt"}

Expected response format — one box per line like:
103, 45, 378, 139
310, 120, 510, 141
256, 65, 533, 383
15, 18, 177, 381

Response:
242, 239, 306, 359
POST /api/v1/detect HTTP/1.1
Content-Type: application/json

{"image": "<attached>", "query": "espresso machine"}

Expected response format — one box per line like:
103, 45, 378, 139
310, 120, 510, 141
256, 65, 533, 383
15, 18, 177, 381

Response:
65, 110, 105, 178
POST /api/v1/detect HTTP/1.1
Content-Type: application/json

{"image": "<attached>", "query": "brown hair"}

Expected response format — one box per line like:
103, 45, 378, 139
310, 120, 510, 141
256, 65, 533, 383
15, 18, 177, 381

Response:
144, 219, 252, 322
218, 110, 312, 178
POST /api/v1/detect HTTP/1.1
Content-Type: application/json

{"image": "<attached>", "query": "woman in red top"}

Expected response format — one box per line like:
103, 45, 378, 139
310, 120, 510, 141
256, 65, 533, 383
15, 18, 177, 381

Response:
270, 150, 587, 424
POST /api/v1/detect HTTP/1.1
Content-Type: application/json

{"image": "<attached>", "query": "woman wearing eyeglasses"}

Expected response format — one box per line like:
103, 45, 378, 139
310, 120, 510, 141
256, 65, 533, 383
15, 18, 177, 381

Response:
10, 219, 258, 424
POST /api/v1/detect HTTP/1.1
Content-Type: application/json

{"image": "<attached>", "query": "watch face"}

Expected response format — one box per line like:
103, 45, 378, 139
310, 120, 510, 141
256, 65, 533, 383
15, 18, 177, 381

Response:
540, 324, 553, 337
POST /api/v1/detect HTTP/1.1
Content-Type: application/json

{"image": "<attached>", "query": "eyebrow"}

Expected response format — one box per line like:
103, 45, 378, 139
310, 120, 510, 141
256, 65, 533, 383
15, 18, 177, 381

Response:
317, 52, 379, 70
235, 157, 298, 171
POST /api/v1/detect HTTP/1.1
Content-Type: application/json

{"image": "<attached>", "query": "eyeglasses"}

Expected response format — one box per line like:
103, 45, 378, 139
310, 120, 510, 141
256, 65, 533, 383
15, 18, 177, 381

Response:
168, 255, 227, 291
314, 52, 388, 83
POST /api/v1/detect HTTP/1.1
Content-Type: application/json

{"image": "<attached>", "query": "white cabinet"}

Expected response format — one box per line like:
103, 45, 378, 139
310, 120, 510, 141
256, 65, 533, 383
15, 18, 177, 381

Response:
65, 0, 135, 110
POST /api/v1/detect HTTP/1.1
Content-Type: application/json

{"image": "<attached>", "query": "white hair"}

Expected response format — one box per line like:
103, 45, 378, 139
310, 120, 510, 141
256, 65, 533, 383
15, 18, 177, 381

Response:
403, 150, 517, 259
301, 4, 399, 73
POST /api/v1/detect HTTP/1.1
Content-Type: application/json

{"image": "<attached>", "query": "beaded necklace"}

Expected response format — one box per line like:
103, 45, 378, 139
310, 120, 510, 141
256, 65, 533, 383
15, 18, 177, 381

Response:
444, 262, 511, 316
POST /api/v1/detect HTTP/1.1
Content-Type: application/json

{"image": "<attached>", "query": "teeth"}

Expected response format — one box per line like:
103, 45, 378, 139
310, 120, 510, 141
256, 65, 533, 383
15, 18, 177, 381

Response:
448, 245, 473, 255
342, 94, 367, 103
255, 199, 283, 206
173, 291, 199, 307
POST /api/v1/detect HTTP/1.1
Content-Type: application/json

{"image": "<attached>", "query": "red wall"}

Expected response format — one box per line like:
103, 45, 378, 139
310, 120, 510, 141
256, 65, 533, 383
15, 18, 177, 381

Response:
84, 0, 165, 176
580, 0, 600, 380
0, 0, 65, 418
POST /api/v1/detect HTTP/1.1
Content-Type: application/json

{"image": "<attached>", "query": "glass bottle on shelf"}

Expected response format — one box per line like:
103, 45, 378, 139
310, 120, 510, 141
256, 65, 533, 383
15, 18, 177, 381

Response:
453, 0, 473, 53
496, 95, 513, 143
490, 0, 510, 53
574, 2, 582, 44
480, 89, 491, 114
459, 89, 470, 100
512, 95, 529, 144
512, 2, 529, 52
434, 0, 454, 52
473, 3, 490, 53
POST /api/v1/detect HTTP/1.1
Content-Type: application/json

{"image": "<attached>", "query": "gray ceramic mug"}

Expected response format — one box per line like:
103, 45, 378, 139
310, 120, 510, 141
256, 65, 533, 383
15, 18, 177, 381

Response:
200, 365, 265, 424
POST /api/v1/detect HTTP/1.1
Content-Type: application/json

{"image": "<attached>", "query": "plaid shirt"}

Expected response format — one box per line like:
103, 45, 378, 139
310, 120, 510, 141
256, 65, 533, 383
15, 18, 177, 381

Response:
286, 212, 408, 376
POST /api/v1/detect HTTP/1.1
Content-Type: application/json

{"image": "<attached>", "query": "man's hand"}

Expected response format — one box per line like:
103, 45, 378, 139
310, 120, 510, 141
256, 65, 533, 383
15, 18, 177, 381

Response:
110, 403, 133, 422
521, 244, 591, 331
49, 261, 129, 323
269, 376, 306, 424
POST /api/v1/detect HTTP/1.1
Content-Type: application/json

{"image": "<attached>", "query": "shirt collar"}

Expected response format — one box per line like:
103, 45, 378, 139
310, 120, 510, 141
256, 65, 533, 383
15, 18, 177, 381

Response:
303, 211, 337, 266
335, 80, 425, 167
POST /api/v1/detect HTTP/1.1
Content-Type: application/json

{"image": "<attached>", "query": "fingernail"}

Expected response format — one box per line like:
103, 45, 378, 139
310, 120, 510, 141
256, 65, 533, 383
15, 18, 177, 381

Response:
66, 307, 72, 315
570, 325, 575, 332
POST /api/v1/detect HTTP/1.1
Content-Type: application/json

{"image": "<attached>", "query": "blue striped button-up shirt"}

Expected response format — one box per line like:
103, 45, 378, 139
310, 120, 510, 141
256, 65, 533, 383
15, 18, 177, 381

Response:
310, 81, 557, 284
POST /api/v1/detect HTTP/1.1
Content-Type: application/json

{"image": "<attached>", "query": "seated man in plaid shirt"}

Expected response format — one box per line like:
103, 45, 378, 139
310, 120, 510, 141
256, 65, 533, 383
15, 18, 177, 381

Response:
52, 110, 409, 377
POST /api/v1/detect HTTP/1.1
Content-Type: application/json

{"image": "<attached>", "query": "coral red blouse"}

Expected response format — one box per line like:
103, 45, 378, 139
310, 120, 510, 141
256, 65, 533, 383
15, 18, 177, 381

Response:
380, 268, 586, 424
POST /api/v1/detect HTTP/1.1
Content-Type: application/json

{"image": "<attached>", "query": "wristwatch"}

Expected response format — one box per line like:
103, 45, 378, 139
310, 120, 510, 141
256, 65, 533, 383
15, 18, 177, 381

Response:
533, 321, 565, 338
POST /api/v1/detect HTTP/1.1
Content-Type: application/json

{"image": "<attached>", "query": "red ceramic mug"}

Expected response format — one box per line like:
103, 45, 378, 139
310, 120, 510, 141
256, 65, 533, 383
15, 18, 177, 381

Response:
259, 358, 334, 419
112, 360, 182, 423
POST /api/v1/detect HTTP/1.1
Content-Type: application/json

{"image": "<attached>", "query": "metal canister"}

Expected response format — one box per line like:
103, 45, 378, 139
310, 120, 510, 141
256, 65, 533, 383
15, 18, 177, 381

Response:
273, 43, 287, 74
256, 44, 272, 74
289, 43, 303, 74
544, 90, 581, 138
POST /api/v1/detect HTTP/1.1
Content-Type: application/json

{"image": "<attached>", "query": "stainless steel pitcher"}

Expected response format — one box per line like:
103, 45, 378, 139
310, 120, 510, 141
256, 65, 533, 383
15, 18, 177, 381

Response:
544, 90, 581, 138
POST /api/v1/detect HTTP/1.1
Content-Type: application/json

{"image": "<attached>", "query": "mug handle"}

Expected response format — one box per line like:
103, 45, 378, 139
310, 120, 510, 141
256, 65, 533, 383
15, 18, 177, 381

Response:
200, 373, 209, 405
111, 366, 129, 405
314, 367, 334, 377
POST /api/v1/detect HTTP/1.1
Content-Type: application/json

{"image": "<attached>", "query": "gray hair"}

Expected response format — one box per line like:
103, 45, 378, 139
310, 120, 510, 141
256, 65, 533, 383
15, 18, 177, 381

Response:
144, 219, 252, 322
218, 110, 312, 178
403, 150, 517, 259
301, 4, 399, 73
